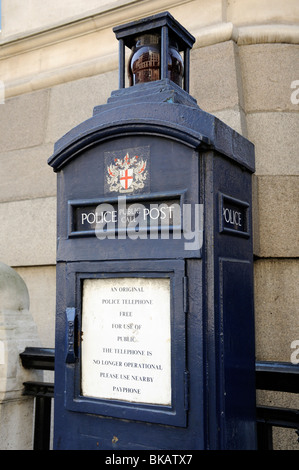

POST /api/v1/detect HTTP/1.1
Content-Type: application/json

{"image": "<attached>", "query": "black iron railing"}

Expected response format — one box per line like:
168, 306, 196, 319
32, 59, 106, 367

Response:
20, 348, 299, 450
20, 347, 55, 450
256, 361, 299, 450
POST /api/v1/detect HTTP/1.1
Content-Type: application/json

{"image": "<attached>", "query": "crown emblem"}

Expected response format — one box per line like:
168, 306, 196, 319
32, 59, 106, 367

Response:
107, 153, 147, 193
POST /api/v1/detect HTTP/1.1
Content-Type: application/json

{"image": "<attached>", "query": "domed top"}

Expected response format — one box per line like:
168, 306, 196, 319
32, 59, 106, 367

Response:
0, 262, 29, 312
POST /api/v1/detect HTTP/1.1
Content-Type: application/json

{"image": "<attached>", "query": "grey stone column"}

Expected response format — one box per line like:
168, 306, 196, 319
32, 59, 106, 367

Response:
0, 262, 41, 450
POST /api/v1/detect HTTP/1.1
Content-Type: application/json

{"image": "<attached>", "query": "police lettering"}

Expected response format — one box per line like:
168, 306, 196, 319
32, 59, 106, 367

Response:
82, 210, 117, 225
223, 207, 242, 227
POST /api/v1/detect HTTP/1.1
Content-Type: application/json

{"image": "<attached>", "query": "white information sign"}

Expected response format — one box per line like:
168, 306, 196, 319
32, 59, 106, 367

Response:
81, 277, 171, 405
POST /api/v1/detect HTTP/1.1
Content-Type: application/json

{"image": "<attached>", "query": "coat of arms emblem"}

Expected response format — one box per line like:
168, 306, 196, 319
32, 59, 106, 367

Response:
107, 153, 147, 193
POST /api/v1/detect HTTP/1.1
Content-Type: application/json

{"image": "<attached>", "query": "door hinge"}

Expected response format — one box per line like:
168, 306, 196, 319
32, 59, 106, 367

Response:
183, 276, 189, 313
184, 370, 190, 411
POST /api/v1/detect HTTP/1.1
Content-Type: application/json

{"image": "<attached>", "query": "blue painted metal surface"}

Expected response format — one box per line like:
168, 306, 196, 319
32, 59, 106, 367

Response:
48, 78, 256, 450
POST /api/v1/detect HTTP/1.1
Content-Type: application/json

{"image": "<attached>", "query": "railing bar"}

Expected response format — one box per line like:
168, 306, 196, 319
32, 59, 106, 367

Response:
256, 373, 299, 393
257, 422, 273, 450
34, 396, 52, 451
20, 347, 55, 371
256, 361, 299, 393
256, 361, 299, 373
256, 405, 299, 428
23, 381, 54, 398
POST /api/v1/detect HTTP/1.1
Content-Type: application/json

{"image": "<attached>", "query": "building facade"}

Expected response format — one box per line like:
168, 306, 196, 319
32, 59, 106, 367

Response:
0, 0, 298, 449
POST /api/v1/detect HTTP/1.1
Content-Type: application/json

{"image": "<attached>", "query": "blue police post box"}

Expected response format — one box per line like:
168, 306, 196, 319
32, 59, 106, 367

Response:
48, 12, 256, 450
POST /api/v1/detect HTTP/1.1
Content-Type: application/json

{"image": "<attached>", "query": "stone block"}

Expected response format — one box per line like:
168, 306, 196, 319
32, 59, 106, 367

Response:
226, 0, 299, 26
190, 40, 244, 113
254, 176, 299, 258
0, 144, 56, 203
213, 106, 247, 135
2, 0, 114, 39
45, 71, 118, 144
0, 399, 35, 450
252, 175, 260, 256
0, 90, 49, 152
240, 43, 299, 113
15, 266, 56, 348
254, 258, 299, 361
0, 197, 56, 266
247, 112, 299, 175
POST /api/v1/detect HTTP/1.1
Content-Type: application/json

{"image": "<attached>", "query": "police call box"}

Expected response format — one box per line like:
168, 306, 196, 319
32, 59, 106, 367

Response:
48, 12, 256, 450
